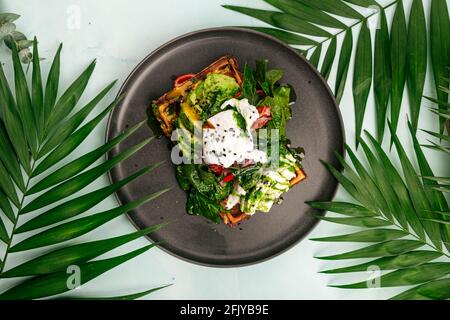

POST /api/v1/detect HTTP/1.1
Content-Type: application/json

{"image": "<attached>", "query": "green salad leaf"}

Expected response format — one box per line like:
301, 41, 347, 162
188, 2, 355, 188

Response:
258, 86, 291, 138
187, 190, 222, 224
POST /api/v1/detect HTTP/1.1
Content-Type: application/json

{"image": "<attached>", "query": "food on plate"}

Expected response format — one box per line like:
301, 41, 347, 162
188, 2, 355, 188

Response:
148, 56, 306, 226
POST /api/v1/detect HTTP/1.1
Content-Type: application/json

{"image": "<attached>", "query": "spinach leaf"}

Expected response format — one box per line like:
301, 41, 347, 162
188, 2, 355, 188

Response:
242, 64, 258, 105
176, 165, 191, 191
238, 166, 262, 190
255, 59, 268, 85
185, 164, 232, 201
186, 190, 222, 224
185, 164, 211, 194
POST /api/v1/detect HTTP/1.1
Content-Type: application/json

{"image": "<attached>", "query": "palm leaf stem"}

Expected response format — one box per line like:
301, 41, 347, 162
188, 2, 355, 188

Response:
0, 160, 35, 275
303, 0, 398, 54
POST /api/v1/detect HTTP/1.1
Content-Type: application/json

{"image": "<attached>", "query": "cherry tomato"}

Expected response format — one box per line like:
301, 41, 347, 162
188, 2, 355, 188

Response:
174, 73, 195, 87
222, 173, 235, 183
209, 164, 224, 176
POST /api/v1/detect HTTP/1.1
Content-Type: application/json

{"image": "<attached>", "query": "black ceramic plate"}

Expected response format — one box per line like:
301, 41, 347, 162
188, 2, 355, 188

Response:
106, 28, 344, 267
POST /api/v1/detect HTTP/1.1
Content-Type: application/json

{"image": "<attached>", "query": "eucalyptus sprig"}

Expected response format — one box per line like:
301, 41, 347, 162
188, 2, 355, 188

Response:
223, 0, 450, 145
0, 40, 169, 299
0, 13, 32, 64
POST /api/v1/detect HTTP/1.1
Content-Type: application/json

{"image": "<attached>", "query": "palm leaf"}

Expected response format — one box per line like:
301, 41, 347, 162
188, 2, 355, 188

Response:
406, 0, 427, 132
45, 59, 96, 133
0, 245, 155, 300
11, 39, 37, 157
31, 37, 44, 140
331, 263, 450, 289
320, 37, 337, 81
311, 229, 408, 243
243, 26, 318, 46
224, 6, 331, 37
42, 43, 62, 138
390, 0, 407, 143
374, 8, 391, 142
2, 226, 164, 278
391, 278, 450, 300
308, 44, 322, 68
353, 20, 372, 148
0, 42, 170, 300
262, 0, 347, 29
430, 0, 450, 134
296, 0, 363, 19
224, 0, 434, 145
308, 124, 450, 299
320, 251, 442, 274
335, 29, 353, 104
0, 61, 31, 173
63, 285, 171, 300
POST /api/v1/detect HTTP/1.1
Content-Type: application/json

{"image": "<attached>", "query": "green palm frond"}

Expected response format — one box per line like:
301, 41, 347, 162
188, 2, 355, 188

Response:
0, 40, 169, 300
223, 0, 450, 145
308, 117, 450, 299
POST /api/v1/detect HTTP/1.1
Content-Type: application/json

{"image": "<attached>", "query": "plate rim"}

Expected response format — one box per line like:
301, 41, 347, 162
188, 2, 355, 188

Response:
105, 27, 346, 268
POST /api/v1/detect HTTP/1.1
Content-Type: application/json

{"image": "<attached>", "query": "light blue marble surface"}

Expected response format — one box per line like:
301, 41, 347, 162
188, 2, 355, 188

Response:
0, 0, 447, 299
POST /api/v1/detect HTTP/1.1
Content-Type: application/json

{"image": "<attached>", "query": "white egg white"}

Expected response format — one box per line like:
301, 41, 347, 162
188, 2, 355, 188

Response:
202, 99, 266, 168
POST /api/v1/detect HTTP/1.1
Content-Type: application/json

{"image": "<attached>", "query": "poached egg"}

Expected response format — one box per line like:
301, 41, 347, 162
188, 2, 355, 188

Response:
202, 98, 267, 168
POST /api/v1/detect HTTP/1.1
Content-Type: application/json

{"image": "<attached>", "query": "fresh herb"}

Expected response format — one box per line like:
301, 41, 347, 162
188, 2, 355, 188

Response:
258, 86, 291, 138
232, 110, 247, 131
255, 59, 284, 96
241, 63, 258, 105
176, 165, 191, 191
187, 190, 222, 224
237, 165, 262, 190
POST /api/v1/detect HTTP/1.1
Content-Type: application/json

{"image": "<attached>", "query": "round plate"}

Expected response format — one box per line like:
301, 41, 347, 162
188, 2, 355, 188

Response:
106, 28, 344, 267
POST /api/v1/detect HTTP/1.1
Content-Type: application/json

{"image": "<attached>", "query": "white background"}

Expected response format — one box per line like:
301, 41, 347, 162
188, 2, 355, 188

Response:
0, 0, 448, 299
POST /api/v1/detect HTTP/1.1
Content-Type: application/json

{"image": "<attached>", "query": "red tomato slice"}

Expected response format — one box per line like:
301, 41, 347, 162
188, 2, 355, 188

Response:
174, 74, 195, 87
257, 106, 271, 117
222, 173, 235, 183
209, 164, 224, 176
251, 116, 272, 130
